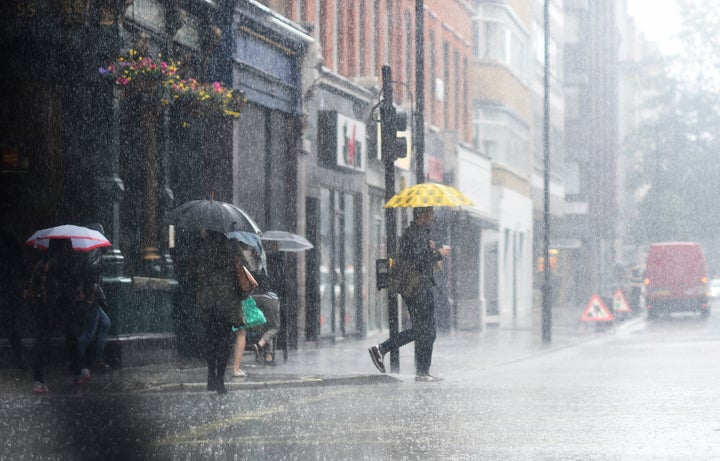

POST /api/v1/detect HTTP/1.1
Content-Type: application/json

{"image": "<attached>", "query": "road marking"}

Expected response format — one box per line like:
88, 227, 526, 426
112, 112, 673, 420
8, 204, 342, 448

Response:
154, 388, 354, 446
158, 425, 447, 447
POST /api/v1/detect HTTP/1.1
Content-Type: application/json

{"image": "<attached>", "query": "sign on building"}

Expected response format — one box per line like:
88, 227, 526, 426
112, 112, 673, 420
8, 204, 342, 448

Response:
318, 111, 367, 172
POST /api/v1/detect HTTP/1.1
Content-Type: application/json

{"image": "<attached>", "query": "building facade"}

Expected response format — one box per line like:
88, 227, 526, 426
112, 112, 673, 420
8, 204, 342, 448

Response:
0, 0, 311, 361
559, 0, 620, 304
470, 0, 535, 327
263, 0, 501, 338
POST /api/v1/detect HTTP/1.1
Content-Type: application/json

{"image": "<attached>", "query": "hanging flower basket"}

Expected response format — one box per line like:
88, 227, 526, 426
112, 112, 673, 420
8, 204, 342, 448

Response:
99, 50, 245, 120
168, 77, 244, 120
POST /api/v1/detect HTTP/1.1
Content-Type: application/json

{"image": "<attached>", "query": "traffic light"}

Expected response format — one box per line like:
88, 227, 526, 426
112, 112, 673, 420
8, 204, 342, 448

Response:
380, 103, 409, 161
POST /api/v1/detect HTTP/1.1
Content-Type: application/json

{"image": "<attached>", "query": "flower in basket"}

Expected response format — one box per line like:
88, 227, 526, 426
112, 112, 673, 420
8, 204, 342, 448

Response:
167, 77, 245, 119
99, 50, 245, 120
99, 49, 179, 87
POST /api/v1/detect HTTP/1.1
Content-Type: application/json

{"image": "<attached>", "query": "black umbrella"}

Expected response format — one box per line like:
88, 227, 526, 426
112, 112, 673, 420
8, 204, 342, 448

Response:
167, 200, 261, 234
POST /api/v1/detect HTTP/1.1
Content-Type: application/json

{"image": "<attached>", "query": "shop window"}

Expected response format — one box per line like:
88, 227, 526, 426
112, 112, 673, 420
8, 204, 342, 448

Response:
317, 188, 361, 339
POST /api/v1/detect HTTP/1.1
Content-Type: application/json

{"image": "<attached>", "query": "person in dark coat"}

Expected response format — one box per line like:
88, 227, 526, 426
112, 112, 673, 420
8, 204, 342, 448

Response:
368, 207, 451, 381
194, 230, 246, 394
29, 239, 87, 393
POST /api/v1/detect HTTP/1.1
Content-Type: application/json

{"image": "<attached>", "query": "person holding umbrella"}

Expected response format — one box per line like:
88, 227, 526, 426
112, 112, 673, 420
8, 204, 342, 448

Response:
25, 224, 115, 392
168, 199, 262, 392
369, 206, 451, 382
28, 239, 88, 393
194, 229, 247, 394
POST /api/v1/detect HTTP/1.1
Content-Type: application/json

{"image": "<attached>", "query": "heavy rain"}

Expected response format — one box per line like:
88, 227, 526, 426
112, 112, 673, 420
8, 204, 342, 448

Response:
1, 0, 720, 459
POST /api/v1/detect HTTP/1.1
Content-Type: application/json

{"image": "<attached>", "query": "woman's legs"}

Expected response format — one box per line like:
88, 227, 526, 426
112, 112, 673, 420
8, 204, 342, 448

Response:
77, 307, 100, 364
93, 307, 111, 364
232, 329, 246, 374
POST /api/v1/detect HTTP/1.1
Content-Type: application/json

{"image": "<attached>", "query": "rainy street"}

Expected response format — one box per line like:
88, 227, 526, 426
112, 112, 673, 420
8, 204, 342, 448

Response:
2, 305, 719, 460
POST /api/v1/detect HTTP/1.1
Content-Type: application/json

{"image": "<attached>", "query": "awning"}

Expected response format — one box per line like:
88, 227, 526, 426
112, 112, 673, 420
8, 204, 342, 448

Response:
456, 206, 498, 230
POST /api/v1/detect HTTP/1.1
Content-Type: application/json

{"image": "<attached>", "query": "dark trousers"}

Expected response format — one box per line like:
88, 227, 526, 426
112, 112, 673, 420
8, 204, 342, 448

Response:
379, 288, 436, 375
32, 300, 82, 383
203, 306, 236, 385
0, 293, 24, 363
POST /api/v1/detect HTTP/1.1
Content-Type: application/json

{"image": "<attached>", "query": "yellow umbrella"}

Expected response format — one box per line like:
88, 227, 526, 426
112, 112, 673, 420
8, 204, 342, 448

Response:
384, 183, 474, 208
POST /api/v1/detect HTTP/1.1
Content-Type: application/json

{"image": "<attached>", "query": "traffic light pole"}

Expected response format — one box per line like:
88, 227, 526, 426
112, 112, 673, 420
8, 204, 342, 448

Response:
541, 0, 552, 343
381, 66, 400, 372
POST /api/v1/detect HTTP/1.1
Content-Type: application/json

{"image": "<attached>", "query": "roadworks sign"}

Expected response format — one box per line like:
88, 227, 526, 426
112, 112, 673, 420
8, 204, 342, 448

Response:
580, 294, 614, 322
612, 289, 632, 314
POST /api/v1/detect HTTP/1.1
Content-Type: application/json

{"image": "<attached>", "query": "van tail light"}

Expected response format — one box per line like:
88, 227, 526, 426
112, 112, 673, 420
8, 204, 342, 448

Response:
644, 278, 650, 286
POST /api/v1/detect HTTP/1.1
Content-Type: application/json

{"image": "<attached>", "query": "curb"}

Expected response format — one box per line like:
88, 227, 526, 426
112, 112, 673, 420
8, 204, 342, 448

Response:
142, 374, 400, 393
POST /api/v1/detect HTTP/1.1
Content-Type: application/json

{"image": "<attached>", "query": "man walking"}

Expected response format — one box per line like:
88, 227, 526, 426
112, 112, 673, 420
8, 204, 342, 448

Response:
368, 207, 451, 381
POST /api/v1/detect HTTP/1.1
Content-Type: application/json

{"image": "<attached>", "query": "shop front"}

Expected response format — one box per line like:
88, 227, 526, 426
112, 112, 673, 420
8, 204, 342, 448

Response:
172, 1, 310, 353
304, 74, 375, 342
0, 0, 310, 364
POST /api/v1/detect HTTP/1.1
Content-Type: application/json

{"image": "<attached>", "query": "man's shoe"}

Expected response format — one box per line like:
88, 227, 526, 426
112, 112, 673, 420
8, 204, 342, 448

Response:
368, 345, 386, 373
73, 368, 91, 384
415, 374, 443, 382
207, 368, 217, 391
33, 382, 48, 394
216, 382, 228, 395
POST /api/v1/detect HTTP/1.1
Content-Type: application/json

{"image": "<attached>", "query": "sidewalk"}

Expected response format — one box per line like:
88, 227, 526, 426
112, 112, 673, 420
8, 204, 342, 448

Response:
0, 306, 641, 395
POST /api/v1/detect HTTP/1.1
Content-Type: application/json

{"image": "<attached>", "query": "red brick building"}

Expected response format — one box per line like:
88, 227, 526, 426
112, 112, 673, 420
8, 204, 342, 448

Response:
266, 0, 473, 143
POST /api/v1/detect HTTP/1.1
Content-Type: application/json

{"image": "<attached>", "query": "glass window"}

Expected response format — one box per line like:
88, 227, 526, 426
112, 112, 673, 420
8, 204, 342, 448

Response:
368, 193, 387, 332
384, 0, 392, 66
429, 30, 436, 123
336, 0, 343, 72
319, 188, 333, 337
485, 21, 506, 62
565, 14, 580, 44
359, 0, 366, 75
124, 0, 165, 32
443, 41, 450, 127
405, 9, 412, 91
318, 189, 361, 338
474, 105, 529, 172
342, 194, 357, 334
474, 3, 530, 81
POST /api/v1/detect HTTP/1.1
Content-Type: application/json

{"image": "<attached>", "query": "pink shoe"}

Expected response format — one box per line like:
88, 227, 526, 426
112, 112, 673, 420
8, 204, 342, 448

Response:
33, 382, 48, 394
73, 368, 91, 384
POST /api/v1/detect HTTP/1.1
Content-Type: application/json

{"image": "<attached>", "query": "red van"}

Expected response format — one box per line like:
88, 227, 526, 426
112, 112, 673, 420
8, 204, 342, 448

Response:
644, 242, 710, 319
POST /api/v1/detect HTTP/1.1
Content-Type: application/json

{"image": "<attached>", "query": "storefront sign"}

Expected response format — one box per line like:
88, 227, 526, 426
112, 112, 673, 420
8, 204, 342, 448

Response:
318, 111, 366, 172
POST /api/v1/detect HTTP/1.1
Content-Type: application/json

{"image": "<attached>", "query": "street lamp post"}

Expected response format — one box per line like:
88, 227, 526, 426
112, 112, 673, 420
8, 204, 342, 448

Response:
542, 0, 552, 343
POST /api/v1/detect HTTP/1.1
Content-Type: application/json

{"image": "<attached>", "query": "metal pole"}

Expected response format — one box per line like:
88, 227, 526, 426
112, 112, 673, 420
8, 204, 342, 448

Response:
415, 0, 425, 184
382, 66, 400, 372
541, 0, 552, 343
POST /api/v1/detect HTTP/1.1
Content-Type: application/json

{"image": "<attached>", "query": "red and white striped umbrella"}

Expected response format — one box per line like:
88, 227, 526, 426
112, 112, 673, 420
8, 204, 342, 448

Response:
25, 225, 112, 252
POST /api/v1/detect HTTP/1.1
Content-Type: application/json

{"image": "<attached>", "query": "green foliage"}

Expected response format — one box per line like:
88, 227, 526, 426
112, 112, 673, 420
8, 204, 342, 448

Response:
625, 2, 720, 246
